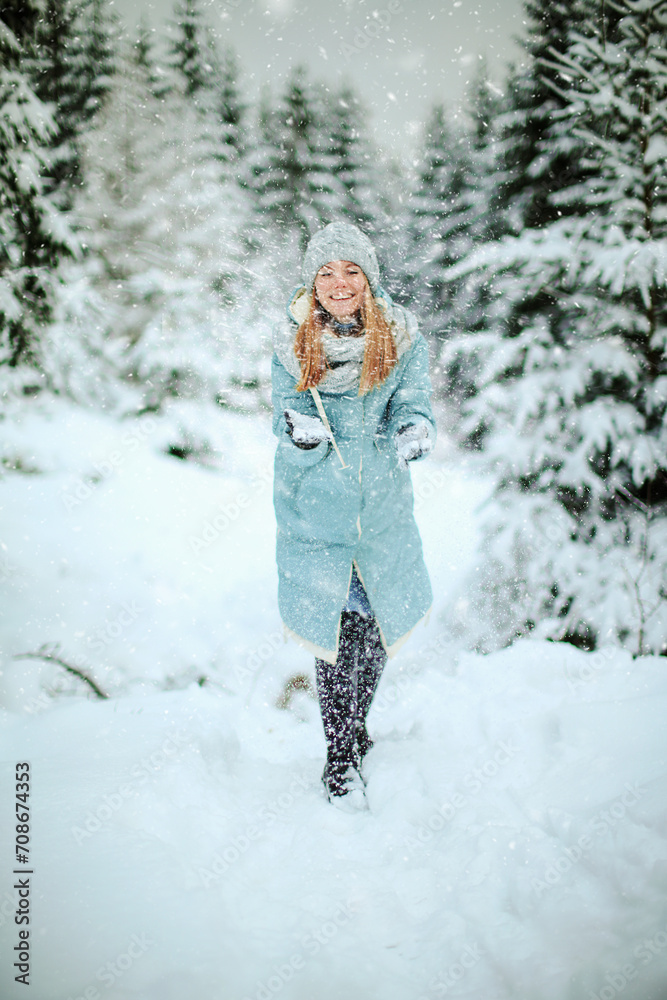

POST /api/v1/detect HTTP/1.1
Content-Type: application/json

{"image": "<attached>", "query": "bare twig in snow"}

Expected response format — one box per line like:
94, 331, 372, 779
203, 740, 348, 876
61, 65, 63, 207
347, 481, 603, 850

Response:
13, 647, 109, 699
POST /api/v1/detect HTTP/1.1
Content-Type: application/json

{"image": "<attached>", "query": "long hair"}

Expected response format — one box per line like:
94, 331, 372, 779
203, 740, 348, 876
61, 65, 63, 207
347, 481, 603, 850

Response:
294, 284, 398, 395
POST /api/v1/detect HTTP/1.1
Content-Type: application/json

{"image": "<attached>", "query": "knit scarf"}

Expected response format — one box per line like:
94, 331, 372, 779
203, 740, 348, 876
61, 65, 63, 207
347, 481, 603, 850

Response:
318, 328, 367, 394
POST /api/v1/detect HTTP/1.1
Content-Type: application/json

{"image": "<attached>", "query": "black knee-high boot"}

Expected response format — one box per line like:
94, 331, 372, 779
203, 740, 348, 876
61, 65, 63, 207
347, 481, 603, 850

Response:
316, 612, 387, 797
352, 614, 387, 762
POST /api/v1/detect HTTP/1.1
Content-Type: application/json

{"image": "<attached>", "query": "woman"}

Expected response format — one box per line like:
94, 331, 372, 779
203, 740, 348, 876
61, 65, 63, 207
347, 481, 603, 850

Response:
272, 221, 436, 809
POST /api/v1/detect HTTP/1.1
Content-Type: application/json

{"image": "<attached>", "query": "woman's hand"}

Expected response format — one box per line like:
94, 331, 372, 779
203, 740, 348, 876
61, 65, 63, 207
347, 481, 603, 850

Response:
394, 422, 433, 469
284, 409, 332, 450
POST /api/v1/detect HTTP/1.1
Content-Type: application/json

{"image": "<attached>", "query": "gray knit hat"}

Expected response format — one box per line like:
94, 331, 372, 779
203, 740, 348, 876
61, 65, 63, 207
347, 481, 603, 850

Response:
302, 222, 380, 294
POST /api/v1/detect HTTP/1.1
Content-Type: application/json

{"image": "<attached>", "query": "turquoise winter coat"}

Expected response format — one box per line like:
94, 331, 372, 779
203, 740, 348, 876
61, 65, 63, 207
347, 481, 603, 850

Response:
272, 286, 436, 663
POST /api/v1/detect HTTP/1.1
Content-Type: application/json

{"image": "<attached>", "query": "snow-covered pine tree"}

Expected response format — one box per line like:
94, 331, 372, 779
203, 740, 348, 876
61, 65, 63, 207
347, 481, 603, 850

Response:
242, 83, 277, 205
0, 0, 75, 390
214, 45, 245, 160
494, 0, 584, 233
133, 17, 164, 100
76, 22, 268, 434
399, 105, 467, 339
442, 3, 601, 421
496, 0, 626, 232
445, 0, 667, 655
167, 0, 216, 108
76, 0, 116, 121
442, 71, 511, 404
398, 67, 504, 406
124, 94, 260, 412
26, 0, 115, 210
248, 66, 343, 254
28, 0, 86, 206
143, 6, 265, 418
322, 82, 404, 296
72, 32, 167, 347
237, 85, 298, 318
165, 1, 245, 172
325, 84, 384, 231
30, 21, 158, 408
403, 67, 504, 356
461, 66, 505, 253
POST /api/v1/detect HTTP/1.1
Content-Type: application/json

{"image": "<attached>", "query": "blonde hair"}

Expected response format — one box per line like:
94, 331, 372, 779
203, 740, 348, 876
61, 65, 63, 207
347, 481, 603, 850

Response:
294, 284, 397, 395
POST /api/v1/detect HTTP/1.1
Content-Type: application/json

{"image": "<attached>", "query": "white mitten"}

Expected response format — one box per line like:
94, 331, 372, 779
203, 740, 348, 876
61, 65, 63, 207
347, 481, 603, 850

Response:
284, 409, 332, 448
394, 422, 433, 469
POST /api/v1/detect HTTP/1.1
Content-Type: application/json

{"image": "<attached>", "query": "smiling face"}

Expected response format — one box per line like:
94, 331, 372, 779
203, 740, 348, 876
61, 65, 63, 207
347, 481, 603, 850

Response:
313, 260, 367, 321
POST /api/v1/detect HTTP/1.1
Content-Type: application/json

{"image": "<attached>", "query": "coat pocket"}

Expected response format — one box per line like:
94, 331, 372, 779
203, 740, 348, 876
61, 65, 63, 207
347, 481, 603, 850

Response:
278, 434, 331, 467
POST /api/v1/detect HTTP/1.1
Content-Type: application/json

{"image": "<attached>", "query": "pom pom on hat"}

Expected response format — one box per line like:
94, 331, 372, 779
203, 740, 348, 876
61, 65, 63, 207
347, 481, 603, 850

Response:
302, 222, 380, 294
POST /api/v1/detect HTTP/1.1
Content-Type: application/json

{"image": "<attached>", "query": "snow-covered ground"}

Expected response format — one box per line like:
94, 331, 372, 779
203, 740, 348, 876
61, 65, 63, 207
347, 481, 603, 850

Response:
1, 401, 666, 1000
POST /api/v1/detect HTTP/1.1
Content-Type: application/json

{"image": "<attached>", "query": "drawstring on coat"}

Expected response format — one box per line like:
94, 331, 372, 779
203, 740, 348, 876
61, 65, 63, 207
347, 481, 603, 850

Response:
309, 387, 350, 470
